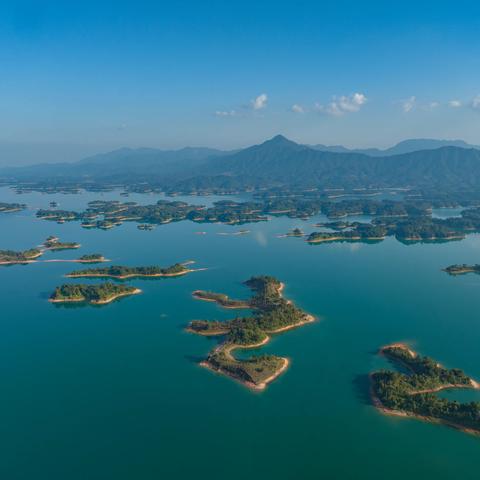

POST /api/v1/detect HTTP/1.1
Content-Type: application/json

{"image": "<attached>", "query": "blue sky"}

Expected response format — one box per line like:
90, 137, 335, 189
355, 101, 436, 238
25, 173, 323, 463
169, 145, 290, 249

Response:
1, 0, 480, 163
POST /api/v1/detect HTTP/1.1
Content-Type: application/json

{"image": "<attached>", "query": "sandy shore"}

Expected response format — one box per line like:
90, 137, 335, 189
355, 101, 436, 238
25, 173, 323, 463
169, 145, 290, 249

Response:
200, 354, 289, 391
307, 236, 385, 243
267, 314, 316, 334
67, 269, 194, 279
380, 343, 417, 358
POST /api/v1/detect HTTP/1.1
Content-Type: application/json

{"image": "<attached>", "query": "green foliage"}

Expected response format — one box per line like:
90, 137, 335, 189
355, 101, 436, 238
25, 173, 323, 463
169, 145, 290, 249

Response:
189, 275, 310, 386
0, 248, 42, 263
372, 347, 479, 431
50, 282, 137, 303
68, 263, 186, 277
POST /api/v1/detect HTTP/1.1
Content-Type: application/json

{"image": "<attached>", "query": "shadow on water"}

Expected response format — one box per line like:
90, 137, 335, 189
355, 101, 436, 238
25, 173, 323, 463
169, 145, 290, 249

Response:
352, 374, 372, 406
184, 354, 205, 364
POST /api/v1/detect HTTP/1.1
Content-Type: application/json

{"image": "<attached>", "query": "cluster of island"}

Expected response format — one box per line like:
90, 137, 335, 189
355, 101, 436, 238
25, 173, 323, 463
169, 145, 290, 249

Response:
49, 262, 199, 305
30, 194, 480, 244
0, 236, 104, 265
371, 344, 480, 435
187, 275, 315, 390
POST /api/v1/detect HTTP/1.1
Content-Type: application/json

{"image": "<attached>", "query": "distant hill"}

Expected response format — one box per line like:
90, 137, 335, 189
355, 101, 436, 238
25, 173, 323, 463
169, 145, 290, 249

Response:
2, 135, 480, 191
0, 146, 230, 181
310, 138, 480, 156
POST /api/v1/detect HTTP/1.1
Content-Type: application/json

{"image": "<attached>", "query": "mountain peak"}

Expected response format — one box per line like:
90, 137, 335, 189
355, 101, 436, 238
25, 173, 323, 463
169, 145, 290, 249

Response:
261, 134, 300, 148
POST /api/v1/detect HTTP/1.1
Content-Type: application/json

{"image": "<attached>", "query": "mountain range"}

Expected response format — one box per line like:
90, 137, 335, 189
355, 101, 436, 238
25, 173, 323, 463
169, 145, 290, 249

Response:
2, 135, 480, 191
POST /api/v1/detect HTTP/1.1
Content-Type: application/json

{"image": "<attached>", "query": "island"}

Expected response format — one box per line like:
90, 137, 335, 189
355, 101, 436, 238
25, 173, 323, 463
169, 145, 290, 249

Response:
371, 343, 480, 435
76, 254, 107, 264
43, 236, 81, 250
307, 224, 387, 243
187, 276, 315, 390
280, 228, 305, 238
0, 202, 26, 213
65, 262, 193, 279
49, 282, 141, 305
0, 248, 43, 265
443, 264, 480, 276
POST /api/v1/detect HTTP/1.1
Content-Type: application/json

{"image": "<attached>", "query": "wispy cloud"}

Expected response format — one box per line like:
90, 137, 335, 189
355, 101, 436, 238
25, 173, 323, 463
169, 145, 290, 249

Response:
291, 104, 305, 113
471, 95, 480, 110
315, 92, 368, 117
401, 96, 416, 113
448, 100, 462, 108
251, 93, 268, 110
214, 110, 237, 117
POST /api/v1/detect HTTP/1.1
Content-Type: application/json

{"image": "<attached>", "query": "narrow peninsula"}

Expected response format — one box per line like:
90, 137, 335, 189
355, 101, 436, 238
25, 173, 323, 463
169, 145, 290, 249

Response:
49, 282, 141, 305
371, 343, 480, 435
187, 276, 315, 390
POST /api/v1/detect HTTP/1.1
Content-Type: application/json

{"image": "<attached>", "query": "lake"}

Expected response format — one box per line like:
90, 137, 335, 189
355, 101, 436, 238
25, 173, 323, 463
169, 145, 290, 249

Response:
0, 187, 479, 480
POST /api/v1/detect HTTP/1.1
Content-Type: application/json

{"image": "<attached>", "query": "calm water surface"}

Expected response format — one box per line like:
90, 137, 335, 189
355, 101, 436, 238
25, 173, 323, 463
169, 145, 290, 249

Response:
0, 187, 479, 480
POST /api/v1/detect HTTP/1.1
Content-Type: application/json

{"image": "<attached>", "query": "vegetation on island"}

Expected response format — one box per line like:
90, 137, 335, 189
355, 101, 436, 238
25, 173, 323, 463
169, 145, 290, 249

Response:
66, 263, 189, 279
0, 248, 43, 264
0, 202, 26, 213
43, 236, 80, 250
188, 276, 314, 389
443, 264, 480, 276
371, 344, 480, 434
308, 224, 387, 243
30, 192, 480, 246
77, 254, 106, 263
49, 282, 140, 304
191, 291, 250, 309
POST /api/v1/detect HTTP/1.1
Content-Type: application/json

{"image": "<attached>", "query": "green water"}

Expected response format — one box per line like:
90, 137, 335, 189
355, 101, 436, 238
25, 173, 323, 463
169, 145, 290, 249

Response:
1, 187, 479, 479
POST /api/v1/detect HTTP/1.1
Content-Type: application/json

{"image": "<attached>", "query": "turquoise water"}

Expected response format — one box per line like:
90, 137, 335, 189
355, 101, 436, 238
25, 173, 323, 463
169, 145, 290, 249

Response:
1, 187, 479, 480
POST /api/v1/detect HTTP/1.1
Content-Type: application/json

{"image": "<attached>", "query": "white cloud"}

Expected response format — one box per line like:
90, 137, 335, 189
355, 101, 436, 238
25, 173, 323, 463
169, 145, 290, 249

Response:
338, 93, 367, 112
214, 110, 237, 117
428, 101, 440, 109
314, 92, 368, 117
448, 100, 462, 108
402, 96, 416, 113
251, 93, 268, 110
291, 104, 305, 113
471, 95, 480, 110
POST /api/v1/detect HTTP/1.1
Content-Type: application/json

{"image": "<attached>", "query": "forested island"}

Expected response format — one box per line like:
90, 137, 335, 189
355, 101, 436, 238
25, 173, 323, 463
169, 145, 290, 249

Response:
371, 344, 480, 435
0, 202, 26, 213
188, 276, 315, 390
307, 224, 387, 243
0, 248, 43, 265
66, 263, 192, 279
49, 282, 141, 305
77, 254, 107, 263
443, 264, 480, 276
43, 236, 81, 250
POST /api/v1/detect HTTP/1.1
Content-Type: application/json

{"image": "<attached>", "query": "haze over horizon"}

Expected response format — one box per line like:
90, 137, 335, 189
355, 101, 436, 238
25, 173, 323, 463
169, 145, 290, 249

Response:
2, 0, 480, 165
